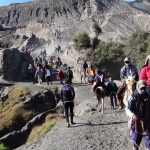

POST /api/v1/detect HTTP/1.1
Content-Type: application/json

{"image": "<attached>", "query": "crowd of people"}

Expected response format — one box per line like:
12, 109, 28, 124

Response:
27, 51, 150, 149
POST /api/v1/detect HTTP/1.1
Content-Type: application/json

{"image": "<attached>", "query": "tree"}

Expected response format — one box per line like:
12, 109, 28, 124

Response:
73, 32, 91, 50
87, 41, 125, 78
92, 22, 102, 38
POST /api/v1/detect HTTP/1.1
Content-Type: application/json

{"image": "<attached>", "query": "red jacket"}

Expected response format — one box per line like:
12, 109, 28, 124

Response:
140, 65, 150, 87
57, 70, 64, 80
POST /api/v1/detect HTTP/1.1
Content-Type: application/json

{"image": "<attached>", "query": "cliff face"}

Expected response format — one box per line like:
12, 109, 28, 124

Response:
1, 0, 150, 43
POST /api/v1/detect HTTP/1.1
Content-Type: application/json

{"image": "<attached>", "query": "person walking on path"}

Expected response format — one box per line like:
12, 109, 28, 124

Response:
107, 77, 118, 109
86, 63, 96, 84
82, 61, 88, 76
45, 65, 52, 85
35, 66, 43, 85
117, 57, 139, 110
126, 80, 150, 150
66, 67, 73, 82
27, 64, 35, 83
61, 78, 75, 127
139, 55, 150, 97
57, 69, 64, 84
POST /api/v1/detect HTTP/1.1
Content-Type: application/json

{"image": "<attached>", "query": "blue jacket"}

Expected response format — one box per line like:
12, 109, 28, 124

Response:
61, 84, 75, 103
120, 65, 139, 83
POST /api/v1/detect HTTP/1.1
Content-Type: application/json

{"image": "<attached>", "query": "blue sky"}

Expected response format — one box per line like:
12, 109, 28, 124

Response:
0, 0, 135, 7
0, 0, 33, 6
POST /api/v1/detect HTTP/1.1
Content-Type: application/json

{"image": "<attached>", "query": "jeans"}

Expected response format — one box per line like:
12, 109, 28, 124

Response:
131, 121, 150, 149
64, 102, 74, 123
45, 76, 52, 85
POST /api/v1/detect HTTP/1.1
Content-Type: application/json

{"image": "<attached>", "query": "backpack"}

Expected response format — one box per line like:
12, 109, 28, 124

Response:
83, 63, 88, 69
67, 70, 73, 76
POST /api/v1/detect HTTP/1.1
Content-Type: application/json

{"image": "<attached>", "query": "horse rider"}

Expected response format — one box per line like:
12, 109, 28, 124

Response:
117, 57, 139, 110
92, 70, 107, 98
86, 63, 96, 84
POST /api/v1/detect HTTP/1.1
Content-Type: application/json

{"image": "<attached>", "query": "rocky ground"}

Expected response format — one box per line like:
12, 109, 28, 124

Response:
14, 45, 145, 150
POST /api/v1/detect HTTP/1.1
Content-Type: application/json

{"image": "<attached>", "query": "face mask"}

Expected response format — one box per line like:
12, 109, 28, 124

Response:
125, 63, 130, 66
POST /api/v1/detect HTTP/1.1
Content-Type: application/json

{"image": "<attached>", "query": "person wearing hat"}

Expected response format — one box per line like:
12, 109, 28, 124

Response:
126, 80, 150, 150
117, 57, 139, 110
140, 55, 150, 97
61, 78, 75, 127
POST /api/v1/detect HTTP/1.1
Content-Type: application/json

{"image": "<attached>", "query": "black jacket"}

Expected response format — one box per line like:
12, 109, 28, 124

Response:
61, 84, 75, 102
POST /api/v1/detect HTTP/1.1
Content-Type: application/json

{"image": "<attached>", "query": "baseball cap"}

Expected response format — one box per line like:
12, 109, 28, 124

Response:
137, 80, 147, 89
124, 57, 130, 62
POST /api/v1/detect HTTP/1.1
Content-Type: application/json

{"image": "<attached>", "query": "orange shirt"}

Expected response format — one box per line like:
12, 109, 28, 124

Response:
86, 67, 95, 75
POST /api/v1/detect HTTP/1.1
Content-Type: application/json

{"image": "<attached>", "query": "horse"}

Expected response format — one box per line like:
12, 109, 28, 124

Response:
123, 76, 136, 106
91, 78, 105, 114
117, 75, 136, 110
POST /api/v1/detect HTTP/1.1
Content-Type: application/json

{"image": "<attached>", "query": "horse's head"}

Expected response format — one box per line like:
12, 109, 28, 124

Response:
124, 75, 136, 91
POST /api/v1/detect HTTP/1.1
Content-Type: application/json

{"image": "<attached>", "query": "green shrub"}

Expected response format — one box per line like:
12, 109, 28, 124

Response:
87, 41, 125, 78
0, 143, 8, 150
92, 22, 102, 37
73, 32, 91, 50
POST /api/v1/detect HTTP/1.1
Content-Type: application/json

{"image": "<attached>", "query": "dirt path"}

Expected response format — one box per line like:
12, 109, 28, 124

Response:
15, 44, 145, 150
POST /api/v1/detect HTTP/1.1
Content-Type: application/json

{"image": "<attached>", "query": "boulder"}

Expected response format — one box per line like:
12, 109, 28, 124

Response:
0, 25, 5, 31
0, 48, 33, 81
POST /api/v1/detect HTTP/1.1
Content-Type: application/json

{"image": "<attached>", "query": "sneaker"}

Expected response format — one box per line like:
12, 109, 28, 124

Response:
71, 122, 76, 125
67, 123, 70, 127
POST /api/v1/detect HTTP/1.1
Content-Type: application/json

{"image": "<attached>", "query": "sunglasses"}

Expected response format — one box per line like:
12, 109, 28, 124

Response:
125, 61, 130, 63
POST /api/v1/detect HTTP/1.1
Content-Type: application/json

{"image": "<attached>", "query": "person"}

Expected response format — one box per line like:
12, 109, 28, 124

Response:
57, 69, 64, 84
117, 57, 139, 110
107, 77, 118, 109
82, 61, 88, 76
86, 63, 96, 84
92, 70, 107, 97
126, 80, 150, 150
45, 65, 52, 85
66, 67, 73, 82
61, 78, 75, 127
27, 64, 35, 83
35, 66, 43, 85
139, 55, 150, 97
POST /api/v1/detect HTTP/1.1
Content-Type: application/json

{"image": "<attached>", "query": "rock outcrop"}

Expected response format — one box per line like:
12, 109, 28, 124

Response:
1, 0, 150, 43
0, 48, 33, 81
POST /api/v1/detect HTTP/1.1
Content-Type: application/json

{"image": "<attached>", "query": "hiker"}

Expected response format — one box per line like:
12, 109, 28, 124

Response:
117, 57, 139, 110
66, 67, 73, 82
126, 80, 150, 150
86, 63, 96, 84
107, 77, 118, 109
82, 61, 88, 76
61, 78, 75, 127
57, 69, 64, 84
35, 66, 43, 85
27, 64, 35, 83
139, 55, 150, 97
45, 65, 52, 85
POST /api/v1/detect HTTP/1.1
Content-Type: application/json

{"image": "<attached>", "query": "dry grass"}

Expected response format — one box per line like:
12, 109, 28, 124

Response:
0, 86, 33, 137
0, 104, 34, 136
26, 114, 63, 143
0, 86, 30, 113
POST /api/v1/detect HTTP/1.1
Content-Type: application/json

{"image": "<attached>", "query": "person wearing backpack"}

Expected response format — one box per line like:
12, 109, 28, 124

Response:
66, 67, 73, 82
107, 77, 118, 109
126, 80, 150, 150
61, 78, 75, 127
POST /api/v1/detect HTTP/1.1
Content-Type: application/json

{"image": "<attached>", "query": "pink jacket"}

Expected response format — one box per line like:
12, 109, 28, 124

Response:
140, 65, 150, 87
